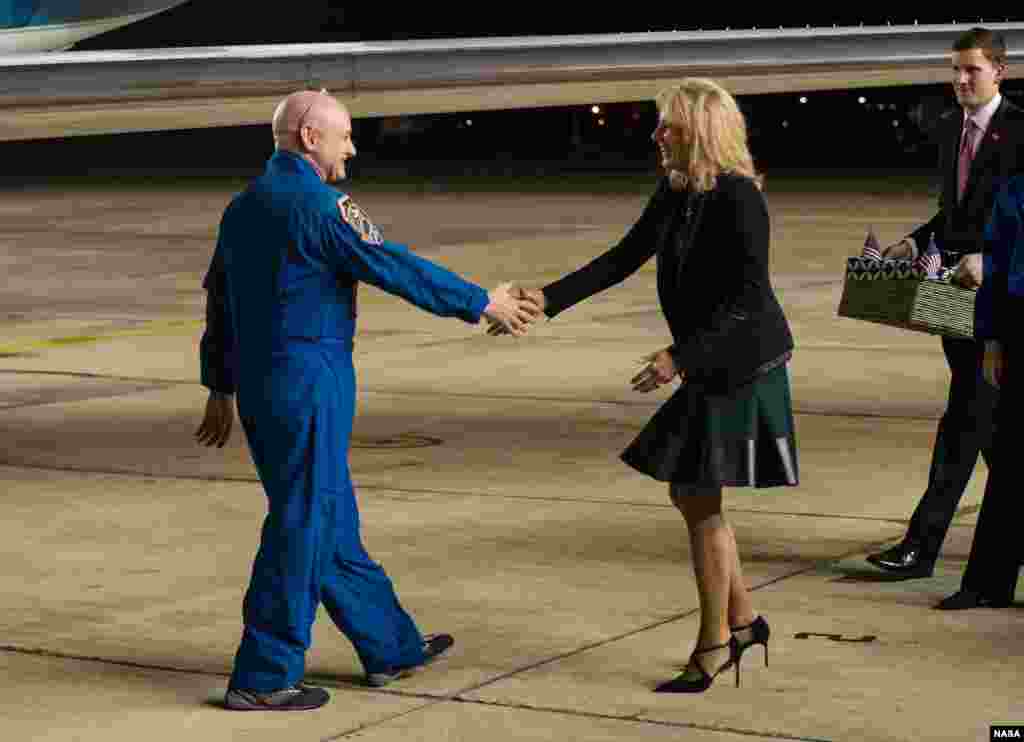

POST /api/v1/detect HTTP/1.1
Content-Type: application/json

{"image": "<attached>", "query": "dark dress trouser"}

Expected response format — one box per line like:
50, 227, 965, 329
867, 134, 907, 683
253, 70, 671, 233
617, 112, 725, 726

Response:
960, 339, 1023, 601
904, 337, 997, 561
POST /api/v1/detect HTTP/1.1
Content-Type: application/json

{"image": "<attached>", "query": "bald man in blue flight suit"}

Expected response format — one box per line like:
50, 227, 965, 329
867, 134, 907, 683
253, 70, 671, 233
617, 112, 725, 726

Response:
195, 90, 539, 711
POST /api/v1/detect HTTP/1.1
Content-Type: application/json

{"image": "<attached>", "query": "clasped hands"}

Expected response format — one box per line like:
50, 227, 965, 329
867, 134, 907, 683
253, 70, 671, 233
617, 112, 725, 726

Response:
483, 284, 546, 337
485, 284, 682, 392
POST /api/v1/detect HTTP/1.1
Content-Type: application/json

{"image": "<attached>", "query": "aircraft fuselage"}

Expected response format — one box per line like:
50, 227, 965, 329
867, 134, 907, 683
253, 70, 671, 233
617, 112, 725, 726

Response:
0, 0, 187, 53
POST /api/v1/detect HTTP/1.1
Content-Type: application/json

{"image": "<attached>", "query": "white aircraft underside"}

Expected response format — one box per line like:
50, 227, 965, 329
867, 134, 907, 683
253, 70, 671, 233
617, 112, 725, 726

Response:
2, 21, 1024, 142
0, 1, 189, 53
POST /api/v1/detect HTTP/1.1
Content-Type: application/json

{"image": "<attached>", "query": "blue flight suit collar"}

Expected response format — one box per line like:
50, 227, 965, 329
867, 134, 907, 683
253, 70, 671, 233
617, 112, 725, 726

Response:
267, 149, 327, 185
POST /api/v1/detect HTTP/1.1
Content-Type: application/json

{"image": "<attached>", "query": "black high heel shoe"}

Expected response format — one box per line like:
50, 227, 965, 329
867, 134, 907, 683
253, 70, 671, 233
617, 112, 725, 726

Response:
654, 636, 740, 693
731, 615, 770, 668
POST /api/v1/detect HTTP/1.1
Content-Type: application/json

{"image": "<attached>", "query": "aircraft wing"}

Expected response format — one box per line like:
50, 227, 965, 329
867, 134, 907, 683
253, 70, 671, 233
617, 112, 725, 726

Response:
3, 23, 1024, 142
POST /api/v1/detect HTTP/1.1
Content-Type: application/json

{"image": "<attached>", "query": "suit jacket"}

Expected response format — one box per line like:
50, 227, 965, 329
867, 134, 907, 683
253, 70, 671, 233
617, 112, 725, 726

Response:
541, 173, 793, 390
910, 96, 1024, 263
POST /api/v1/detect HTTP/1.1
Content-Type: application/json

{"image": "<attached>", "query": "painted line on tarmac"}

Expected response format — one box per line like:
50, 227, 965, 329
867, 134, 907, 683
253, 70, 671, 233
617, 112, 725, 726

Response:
0, 319, 203, 356
0, 367, 943, 422
0, 460, 922, 527
0, 382, 177, 411
2, 227, 211, 241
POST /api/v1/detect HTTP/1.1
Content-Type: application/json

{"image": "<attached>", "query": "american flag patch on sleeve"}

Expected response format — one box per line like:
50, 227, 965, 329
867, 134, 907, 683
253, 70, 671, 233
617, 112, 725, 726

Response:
338, 195, 383, 246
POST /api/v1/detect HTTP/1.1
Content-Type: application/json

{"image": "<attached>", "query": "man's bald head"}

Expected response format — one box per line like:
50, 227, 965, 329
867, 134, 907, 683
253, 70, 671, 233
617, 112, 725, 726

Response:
271, 90, 356, 183
272, 90, 348, 148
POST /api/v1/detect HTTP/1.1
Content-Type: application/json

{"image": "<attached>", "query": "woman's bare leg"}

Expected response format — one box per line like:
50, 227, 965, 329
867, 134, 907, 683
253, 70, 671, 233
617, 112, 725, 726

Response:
672, 484, 733, 674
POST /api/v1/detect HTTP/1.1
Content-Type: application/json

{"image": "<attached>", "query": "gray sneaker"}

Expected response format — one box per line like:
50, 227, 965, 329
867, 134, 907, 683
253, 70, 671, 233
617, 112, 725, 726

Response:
224, 683, 330, 711
366, 633, 454, 688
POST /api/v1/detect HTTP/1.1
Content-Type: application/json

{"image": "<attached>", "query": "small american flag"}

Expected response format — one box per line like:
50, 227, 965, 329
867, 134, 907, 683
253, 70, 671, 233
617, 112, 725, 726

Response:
916, 236, 941, 278
862, 228, 882, 261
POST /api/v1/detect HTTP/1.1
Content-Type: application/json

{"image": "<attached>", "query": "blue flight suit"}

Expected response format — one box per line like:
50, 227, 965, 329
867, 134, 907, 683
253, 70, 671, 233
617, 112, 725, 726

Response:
200, 150, 489, 692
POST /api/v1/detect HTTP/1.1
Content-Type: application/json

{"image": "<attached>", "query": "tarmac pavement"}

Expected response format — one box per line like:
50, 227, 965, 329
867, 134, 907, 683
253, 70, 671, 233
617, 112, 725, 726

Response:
0, 173, 1020, 741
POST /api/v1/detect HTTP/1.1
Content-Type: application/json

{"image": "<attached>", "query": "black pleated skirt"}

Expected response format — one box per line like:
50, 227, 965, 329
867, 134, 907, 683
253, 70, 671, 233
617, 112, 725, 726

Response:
620, 363, 798, 488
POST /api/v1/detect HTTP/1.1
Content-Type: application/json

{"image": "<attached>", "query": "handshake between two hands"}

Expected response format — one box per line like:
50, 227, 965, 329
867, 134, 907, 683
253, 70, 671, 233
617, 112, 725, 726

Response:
482, 283, 546, 337
482, 282, 682, 392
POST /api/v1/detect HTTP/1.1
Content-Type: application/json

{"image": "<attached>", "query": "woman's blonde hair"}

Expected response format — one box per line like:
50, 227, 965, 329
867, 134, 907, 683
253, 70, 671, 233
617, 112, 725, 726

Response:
656, 78, 763, 192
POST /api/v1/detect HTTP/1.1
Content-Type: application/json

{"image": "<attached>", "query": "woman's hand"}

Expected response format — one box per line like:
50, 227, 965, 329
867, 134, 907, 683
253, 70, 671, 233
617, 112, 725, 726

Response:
631, 348, 680, 392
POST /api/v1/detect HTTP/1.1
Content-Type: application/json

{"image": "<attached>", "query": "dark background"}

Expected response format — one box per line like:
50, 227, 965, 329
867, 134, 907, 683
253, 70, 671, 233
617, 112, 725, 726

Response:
7, 6, 1024, 177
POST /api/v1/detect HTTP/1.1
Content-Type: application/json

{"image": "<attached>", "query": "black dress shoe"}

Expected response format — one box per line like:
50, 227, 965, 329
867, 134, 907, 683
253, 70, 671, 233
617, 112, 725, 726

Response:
731, 615, 770, 667
934, 589, 1012, 610
865, 544, 934, 578
654, 637, 740, 693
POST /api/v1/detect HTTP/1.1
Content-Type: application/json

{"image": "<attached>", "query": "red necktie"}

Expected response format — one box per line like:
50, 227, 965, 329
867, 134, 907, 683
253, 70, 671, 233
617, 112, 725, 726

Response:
957, 118, 977, 202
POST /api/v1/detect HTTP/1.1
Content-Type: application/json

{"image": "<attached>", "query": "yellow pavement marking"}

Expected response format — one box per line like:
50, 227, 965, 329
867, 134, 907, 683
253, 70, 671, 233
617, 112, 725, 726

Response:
0, 319, 203, 355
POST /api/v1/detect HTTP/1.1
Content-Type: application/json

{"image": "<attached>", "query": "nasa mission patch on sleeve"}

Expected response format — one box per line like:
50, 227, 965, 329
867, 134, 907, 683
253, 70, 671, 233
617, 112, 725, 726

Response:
338, 195, 383, 246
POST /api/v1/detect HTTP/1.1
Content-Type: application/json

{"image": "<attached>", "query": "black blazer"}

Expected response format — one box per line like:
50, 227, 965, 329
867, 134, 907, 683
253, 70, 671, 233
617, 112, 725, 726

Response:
910, 96, 1024, 262
542, 173, 793, 390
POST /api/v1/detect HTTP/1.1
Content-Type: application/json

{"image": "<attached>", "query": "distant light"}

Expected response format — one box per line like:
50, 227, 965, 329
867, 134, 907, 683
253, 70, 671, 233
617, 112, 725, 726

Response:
858, 96, 867, 104
591, 105, 601, 114
598, 118, 606, 126
466, 119, 473, 127
782, 120, 790, 128
893, 120, 900, 127
799, 96, 808, 104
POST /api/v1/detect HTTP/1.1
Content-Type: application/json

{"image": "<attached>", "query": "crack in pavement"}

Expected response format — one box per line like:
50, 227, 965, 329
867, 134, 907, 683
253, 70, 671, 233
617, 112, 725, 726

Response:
0, 644, 229, 679
325, 697, 833, 742
0, 642, 831, 741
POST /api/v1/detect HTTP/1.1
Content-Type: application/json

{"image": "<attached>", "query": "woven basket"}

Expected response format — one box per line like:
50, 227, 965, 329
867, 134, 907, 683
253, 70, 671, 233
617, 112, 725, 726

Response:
836, 258, 977, 339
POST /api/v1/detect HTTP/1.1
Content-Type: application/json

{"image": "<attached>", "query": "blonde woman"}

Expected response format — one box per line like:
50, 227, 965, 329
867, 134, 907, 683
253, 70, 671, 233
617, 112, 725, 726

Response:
496, 79, 797, 692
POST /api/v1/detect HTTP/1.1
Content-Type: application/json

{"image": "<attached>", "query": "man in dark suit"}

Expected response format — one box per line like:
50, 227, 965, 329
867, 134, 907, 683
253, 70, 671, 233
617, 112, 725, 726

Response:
866, 27, 1024, 583
935, 176, 1024, 609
